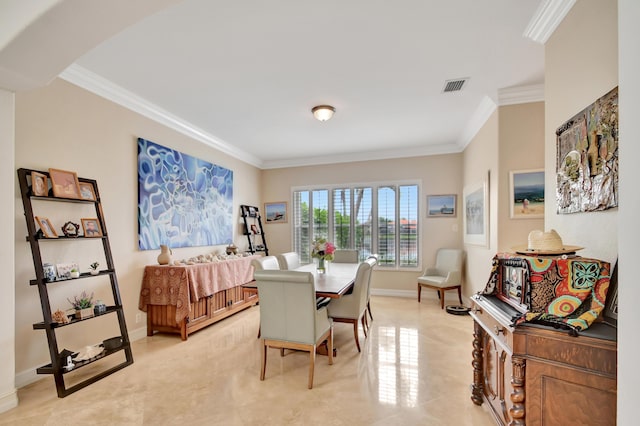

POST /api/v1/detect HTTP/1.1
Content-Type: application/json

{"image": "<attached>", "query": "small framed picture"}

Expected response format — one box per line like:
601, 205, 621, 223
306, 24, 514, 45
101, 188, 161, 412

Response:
81, 218, 102, 237
48, 168, 82, 199
250, 224, 259, 234
35, 216, 58, 238
264, 202, 287, 223
427, 194, 457, 218
509, 169, 545, 219
79, 182, 97, 201
56, 262, 79, 279
31, 171, 48, 197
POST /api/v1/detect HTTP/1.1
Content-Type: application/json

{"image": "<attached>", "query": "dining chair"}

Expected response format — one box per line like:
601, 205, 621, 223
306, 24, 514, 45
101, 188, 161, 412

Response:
277, 252, 301, 270
417, 248, 464, 309
251, 255, 280, 272
365, 254, 378, 321
332, 249, 359, 263
326, 257, 376, 352
254, 270, 333, 389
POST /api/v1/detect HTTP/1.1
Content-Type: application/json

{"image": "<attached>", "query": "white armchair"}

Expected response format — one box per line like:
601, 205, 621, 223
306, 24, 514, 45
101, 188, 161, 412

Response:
326, 257, 376, 352
417, 249, 464, 309
254, 270, 333, 389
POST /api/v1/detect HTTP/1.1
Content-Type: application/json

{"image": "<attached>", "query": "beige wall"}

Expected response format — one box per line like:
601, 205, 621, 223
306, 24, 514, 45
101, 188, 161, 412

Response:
618, 1, 640, 421
462, 111, 499, 295
497, 102, 545, 252
262, 154, 463, 296
14, 79, 262, 382
1, 89, 17, 411
544, 0, 618, 264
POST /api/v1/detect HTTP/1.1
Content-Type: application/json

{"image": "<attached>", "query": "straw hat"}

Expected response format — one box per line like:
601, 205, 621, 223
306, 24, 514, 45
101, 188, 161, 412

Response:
512, 229, 583, 255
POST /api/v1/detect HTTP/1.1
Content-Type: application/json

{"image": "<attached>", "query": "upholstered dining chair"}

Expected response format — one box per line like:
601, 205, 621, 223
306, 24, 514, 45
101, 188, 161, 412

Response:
332, 249, 359, 263
251, 255, 280, 273
365, 254, 378, 321
417, 248, 464, 309
326, 257, 376, 352
277, 252, 301, 270
254, 270, 333, 389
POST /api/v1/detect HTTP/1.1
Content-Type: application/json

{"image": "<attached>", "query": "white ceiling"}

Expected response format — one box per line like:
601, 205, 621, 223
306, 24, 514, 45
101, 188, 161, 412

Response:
2, 0, 551, 169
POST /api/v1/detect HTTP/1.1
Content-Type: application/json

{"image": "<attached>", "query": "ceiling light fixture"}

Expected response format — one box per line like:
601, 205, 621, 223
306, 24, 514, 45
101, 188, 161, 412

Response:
312, 105, 335, 122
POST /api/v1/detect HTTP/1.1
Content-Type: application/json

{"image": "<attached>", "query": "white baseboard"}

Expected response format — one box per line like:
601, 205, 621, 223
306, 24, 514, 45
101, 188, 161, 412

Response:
0, 389, 18, 414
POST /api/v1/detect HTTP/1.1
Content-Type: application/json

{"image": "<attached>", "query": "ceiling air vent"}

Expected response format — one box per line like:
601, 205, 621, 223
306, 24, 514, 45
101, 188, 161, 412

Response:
443, 78, 469, 93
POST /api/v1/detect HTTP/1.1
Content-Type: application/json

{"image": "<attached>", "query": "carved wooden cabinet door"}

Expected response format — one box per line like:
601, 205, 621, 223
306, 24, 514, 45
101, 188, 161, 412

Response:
482, 333, 513, 426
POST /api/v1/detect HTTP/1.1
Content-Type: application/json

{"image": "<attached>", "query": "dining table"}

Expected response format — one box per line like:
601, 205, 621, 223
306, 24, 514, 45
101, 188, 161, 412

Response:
242, 261, 360, 298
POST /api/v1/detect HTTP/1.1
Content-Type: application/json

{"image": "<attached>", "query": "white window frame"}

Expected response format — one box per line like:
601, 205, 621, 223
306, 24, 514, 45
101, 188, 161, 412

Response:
291, 180, 421, 271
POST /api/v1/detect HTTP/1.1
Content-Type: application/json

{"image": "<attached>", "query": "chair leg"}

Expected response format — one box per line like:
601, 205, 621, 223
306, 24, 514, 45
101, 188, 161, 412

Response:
260, 340, 267, 381
328, 327, 334, 366
361, 314, 368, 338
439, 289, 445, 309
353, 321, 361, 352
457, 286, 463, 304
367, 300, 373, 321
417, 284, 422, 302
308, 349, 316, 389
280, 348, 285, 357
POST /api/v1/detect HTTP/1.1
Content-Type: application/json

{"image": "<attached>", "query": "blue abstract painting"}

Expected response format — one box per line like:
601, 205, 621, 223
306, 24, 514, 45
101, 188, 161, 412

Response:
137, 138, 233, 250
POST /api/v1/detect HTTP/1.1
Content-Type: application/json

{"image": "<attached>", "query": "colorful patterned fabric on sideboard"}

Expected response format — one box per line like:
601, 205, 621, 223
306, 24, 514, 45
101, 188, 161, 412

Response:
482, 253, 611, 333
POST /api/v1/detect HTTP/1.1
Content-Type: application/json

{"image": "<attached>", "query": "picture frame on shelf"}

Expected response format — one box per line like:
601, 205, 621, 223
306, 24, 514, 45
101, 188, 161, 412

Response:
55, 262, 79, 280
79, 182, 97, 201
81, 218, 103, 237
264, 201, 287, 223
250, 224, 259, 234
35, 216, 58, 238
427, 194, 457, 218
509, 169, 544, 219
463, 179, 488, 247
48, 168, 82, 199
31, 171, 48, 196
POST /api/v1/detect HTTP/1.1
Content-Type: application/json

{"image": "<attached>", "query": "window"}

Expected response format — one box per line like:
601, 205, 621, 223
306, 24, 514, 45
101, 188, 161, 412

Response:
292, 182, 419, 269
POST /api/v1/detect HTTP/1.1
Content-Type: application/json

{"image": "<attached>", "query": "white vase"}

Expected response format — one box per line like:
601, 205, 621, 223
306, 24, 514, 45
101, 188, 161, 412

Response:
157, 245, 172, 265
70, 271, 80, 278
90, 270, 99, 275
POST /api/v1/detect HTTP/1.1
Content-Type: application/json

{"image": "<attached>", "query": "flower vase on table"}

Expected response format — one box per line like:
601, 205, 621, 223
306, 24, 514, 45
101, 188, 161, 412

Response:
311, 238, 335, 274
317, 257, 327, 274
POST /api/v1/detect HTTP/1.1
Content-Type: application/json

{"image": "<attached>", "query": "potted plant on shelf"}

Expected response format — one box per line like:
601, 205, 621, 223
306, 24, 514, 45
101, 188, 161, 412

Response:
68, 291, 94, 319
70, 268, 80, 279
89, 262, 100, 275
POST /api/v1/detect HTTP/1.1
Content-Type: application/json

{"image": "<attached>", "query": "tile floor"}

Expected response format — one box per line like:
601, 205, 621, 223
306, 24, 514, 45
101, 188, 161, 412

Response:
0, 296, 495, 425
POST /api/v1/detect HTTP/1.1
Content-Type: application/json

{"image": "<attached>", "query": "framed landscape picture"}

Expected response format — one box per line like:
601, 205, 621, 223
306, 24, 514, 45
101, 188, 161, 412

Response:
427, 194, 457, 218
463, 180, 488, 247
509, 169, 544, 219
265, 202, 287, 223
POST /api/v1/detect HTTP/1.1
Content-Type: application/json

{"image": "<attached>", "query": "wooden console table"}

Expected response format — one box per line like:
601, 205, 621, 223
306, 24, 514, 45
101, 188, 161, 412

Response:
139, 255, 260, 340
470, 294, 617, 425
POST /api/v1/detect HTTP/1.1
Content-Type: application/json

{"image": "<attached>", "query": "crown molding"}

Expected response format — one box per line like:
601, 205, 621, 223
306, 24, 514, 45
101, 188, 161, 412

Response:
59, 64, 263, 168
498, 84, 545, 106
458, 95, 497, 150
260, 142, 462, 169
523, 0, 576, 44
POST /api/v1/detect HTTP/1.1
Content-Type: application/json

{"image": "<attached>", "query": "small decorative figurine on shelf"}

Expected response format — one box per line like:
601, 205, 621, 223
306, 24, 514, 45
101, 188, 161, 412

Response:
61, 221, 80, 237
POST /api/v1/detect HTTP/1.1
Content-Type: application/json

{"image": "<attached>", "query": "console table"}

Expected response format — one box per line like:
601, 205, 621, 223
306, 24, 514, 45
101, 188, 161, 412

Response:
139, 255, 260, 340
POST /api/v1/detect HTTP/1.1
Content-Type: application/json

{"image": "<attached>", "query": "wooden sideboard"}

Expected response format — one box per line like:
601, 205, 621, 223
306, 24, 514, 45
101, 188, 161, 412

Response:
470, 294, 617, 426
139, 256, 260, 340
